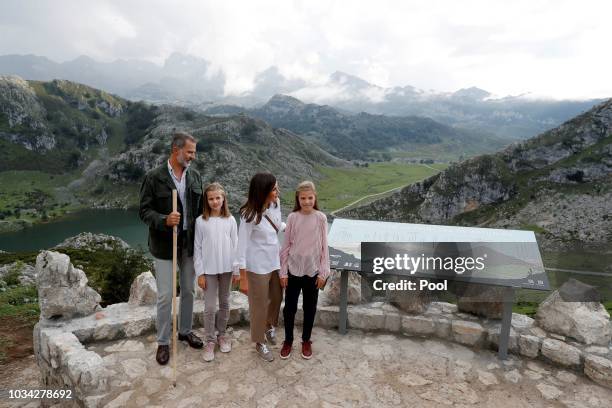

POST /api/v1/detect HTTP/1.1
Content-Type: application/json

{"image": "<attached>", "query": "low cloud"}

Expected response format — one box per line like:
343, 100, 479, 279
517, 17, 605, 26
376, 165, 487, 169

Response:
1, 0, 611, 99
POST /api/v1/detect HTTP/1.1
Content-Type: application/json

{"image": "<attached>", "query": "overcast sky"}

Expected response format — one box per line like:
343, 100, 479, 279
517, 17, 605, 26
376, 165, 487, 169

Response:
1, 0, 611, 99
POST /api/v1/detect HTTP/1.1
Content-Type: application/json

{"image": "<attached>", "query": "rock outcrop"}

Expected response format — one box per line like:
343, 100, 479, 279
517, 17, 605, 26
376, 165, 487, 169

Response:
128, 271, 157, 306
0, 260, 37, 285
340, 99, 612, 250
36, 250, 101, 319
584, 354, 612, 388
456, 284, 506, 319
388, 277, 433, 314
0, 75, 55, 150
54, 232, 130, 252
322, 270, 361, 305
535, 279, 612, 346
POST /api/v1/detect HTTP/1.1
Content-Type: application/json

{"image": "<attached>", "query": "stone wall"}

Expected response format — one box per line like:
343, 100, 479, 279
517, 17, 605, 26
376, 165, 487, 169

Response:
33, 262, 612, 406
33, 292, 250, 407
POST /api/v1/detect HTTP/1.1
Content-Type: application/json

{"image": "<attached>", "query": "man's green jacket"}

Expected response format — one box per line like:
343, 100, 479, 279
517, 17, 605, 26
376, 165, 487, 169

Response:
139, 164, 203, 260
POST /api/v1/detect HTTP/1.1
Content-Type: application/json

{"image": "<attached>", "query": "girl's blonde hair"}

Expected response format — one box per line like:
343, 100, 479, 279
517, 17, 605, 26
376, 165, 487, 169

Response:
203, 182, 231, 219
293, 180, 319, 212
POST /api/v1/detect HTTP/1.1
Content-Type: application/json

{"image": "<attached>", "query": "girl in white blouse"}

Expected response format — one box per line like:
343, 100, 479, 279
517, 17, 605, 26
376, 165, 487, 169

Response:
194, 182, 240, 362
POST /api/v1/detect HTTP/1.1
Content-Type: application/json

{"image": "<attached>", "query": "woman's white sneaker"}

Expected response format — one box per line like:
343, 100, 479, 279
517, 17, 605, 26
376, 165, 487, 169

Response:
265, 328, 277, 345
256, 343, 274, 362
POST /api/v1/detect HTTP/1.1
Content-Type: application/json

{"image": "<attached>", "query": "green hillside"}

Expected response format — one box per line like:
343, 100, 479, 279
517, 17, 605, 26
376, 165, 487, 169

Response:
341, 99, 612, 255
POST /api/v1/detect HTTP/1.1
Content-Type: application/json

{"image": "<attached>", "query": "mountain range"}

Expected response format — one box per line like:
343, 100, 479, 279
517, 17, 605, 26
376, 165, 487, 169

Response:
0, 75, 343, 230
0, 53, 602, 141
1, 73, 610, 255
204, 94, 508, 160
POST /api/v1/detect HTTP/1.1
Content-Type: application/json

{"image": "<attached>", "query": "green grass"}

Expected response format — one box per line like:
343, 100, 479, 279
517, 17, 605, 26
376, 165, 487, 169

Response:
297, 163, 447, 212
606, 301, 612, 315
0, 170, 79, 223
512, 301, 539, 317
0, 284, 39, 319
0, 252, 39, 266
513, 300, 612, 317
0, 336, 11, 363
520, 224, 547, 234
384, 139, 504, 162
542, 246, 612, 274
0, 284, 40, 364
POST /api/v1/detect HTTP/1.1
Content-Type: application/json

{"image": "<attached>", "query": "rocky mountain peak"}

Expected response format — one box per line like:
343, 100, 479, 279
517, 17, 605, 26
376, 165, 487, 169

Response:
330, 71, 377, 89
452, 86, 491, 101
0, 75, 54, 150
262, 94, 306, 113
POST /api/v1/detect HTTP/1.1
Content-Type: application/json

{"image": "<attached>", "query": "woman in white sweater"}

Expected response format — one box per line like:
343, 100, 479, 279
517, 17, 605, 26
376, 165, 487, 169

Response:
237, 172, 285, 362
194, 182, 240, 362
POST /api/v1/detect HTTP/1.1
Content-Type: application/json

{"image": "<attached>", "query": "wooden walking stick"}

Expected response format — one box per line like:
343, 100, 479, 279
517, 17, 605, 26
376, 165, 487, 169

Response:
171, 189, 178, 387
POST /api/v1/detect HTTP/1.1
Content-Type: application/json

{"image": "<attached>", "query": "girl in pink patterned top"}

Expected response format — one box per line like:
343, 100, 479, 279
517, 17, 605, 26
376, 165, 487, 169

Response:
279, 181, 330, 360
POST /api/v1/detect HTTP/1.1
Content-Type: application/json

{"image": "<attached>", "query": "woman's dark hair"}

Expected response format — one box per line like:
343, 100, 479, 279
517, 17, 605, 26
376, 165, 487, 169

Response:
239, 172, 277, 224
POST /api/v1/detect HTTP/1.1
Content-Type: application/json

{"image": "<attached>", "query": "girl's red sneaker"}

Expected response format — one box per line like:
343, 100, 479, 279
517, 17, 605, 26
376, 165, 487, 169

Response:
301, 340, 312, 359
280, 341, 292, 359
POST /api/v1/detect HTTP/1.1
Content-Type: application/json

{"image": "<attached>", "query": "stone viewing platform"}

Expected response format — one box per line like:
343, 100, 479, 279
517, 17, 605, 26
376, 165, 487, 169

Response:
22, 251, 612, 407
39, 326, 612, 407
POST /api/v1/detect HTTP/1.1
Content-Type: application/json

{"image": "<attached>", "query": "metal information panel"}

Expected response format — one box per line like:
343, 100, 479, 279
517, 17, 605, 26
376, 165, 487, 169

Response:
328, 218, 550, 360
328, 219, 549, 288
361, 242, 550, 290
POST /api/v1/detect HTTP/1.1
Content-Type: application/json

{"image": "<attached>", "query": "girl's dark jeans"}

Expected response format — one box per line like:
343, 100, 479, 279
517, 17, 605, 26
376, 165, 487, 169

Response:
283, 272, 319, 344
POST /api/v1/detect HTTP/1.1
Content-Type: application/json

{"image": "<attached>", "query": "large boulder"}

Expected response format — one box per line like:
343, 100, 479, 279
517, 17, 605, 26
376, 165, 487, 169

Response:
36, 251, 101, 319
584, 354, 612, 389
456, 283, 505, 319
452, 320, 487, 347
535, 279, 611, 346
322, 270, 361, 305
388, 277, 433, 314
541, 338, 582, 368
128, 271, 157, 306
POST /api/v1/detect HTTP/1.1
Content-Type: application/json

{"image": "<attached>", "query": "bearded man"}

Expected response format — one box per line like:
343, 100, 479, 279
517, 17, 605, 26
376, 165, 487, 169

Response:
139, 131, 204, 365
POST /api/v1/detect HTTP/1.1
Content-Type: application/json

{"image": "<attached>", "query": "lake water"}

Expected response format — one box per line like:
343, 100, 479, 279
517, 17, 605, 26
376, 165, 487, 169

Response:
0, 209, 149, 252
0, 209, 609, 277
0, 209, 254, 253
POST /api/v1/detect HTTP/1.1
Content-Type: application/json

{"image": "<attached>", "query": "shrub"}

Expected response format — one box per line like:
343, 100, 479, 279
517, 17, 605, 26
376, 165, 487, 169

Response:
3, 261, 25, 286
240, 121, 258, 137
151, 140, 165, 155
58, 247, 153, 306
125, 102, 158, 145
119, 162, 145, 182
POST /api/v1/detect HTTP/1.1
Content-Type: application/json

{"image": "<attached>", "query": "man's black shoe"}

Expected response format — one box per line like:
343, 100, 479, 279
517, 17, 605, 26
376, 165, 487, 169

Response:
156, 345, 169, 365
178, 332, 204, 349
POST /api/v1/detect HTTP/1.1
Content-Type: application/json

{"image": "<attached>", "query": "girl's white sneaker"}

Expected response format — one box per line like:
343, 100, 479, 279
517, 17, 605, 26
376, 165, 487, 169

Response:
218, 335, 232, 353
203, 341, 215, 362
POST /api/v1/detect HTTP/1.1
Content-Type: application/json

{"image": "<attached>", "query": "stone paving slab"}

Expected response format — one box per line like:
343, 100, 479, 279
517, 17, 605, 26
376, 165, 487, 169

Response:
79, 327, 612, 407
27, 290, 612, 407
4, 325, 612, 407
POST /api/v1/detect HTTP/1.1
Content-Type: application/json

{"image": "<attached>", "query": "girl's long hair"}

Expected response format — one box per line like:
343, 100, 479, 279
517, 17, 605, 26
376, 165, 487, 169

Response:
239, 172, 277, 224
202, 182, 231, 219
293, 180, 319, 212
